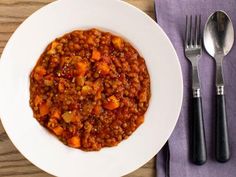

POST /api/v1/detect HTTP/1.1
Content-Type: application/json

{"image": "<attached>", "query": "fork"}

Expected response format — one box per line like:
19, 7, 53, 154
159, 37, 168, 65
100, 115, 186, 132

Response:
184, 15, 207, 165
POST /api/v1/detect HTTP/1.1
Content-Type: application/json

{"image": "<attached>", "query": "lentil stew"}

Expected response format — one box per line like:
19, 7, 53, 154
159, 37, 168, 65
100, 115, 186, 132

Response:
29, 28, 150, 151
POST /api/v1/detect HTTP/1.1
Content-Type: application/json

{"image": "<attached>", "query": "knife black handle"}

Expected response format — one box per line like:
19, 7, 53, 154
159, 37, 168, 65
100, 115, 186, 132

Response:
216, 94, 230, 162
192, 96, 207, 165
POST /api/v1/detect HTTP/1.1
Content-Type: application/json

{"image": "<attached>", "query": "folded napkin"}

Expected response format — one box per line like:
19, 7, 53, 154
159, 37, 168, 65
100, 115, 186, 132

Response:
155, 0, 236, 177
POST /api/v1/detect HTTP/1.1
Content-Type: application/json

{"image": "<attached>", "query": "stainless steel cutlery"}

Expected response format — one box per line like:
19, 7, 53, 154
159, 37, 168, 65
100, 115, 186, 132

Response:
185, 15, 207, 165
203, 10, 234, 162
185, 11, 234, 164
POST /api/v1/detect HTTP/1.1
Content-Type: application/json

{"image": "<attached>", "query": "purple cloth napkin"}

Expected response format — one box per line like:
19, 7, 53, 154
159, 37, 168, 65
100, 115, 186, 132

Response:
155, 0, 236, 177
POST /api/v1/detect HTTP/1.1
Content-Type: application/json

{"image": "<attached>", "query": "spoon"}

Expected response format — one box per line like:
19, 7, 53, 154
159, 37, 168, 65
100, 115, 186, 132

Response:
204, 10, 234, 162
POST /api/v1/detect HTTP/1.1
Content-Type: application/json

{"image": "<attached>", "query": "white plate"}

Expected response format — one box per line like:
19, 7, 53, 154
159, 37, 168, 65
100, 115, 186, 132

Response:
0, 0, 183, 176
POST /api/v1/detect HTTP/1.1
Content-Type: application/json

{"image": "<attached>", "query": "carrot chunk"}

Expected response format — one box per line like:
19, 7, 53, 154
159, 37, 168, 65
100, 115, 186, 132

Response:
92, 49, 101, 60
112, 37, 124, 49
77, 62, 88, 76
103, 95, 120, 110
51, 108, 61, 119
136, 116, 144, 126
39, 103, 49, 116
97, 62, 110, 75
68, 136, 81, 148
53, 126, 64, 136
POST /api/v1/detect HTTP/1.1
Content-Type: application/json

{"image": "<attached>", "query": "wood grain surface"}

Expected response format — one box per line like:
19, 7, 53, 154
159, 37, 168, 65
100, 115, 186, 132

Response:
0, 0, 156, 177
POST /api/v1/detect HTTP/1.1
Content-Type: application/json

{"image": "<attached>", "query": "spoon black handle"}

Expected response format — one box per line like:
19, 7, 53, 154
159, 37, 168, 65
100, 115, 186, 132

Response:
192, 96, 207, 165
216, 94, 230, 162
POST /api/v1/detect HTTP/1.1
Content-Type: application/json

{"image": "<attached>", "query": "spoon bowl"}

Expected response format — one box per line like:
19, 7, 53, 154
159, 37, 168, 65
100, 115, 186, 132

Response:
204, 10, 234, 57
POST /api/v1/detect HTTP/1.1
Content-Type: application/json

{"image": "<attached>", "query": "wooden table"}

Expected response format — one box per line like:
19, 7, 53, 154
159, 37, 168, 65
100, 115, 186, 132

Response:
0, 0, 156, 176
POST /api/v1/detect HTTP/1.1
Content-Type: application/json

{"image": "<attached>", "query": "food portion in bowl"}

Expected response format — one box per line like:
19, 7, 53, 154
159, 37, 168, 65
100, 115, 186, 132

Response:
29, 28, 150, 151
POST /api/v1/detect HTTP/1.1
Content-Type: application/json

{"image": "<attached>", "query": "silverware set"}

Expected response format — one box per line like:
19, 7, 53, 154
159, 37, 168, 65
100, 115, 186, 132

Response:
184, 11, 234, 165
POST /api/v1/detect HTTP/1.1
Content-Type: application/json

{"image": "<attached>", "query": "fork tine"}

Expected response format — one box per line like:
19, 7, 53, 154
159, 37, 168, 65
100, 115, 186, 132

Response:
194, 15, 198, 45
185, 15, 189, 47
194, 15, 201, 45
189, 15, 193, 45
198, 15, 201, 45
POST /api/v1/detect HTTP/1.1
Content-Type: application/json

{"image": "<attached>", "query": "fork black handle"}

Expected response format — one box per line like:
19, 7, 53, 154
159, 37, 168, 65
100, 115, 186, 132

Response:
216, 94, 230, 162
192, 96, 207, 165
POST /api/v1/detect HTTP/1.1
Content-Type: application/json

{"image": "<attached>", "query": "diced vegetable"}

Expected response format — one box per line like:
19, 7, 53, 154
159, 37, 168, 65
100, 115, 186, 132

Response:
91, 49, 101, 60
62, 111, 73, 123
112, 37, 124, 49
95, 89, 102, 100
93, 105, 102, 115
97, 62, 110, 75
93, 79, 101, 93
34, 95, 43, 106
67, 136, 81, 148
87, 36, 95, 45
39, 103, 49, 116
47, 41, 59, 54
51, 108, 61, 119
53, 126, 64, 136
136, 116, 144, 126
77, 62, 88, 76
62, 111, 80, 123
81, 85, 93, 95
103, 95, 120, 110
